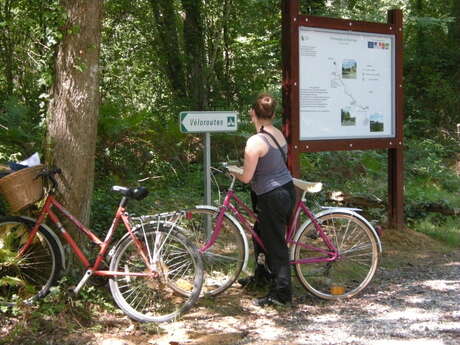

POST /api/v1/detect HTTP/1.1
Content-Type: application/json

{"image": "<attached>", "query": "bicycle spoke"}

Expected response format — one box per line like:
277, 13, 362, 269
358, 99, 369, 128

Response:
109, 225, 203, 322
293, 213, 379, 299
0, 218, 61, 305
175, 208, 245, 296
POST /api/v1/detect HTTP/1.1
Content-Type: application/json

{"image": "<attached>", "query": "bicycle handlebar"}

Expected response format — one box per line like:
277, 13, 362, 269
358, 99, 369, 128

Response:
36, 167, 62, 190
226, 165, 243, 175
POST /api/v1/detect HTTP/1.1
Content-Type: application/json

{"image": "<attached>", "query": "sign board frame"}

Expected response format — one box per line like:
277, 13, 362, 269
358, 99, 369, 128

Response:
282, 1, 404, 229
283, 11, 403, 155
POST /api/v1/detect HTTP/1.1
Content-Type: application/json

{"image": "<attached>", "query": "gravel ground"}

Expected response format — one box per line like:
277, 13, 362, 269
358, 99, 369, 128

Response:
147, 233, 460, 345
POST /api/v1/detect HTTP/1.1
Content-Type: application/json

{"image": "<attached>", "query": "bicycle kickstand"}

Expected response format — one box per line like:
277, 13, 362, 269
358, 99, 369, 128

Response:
73, 269, 93, 294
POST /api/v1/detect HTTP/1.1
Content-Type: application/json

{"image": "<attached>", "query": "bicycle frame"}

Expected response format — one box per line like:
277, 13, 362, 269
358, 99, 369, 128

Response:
202, 179, 339, 265
18, 194, 156, 278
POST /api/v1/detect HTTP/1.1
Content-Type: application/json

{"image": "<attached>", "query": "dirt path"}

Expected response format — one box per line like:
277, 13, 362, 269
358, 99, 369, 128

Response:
140, 235, 460, 345
2, 229, 460, 345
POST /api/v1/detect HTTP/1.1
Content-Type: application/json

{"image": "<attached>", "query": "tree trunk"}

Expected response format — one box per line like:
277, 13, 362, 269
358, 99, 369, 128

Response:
0, 0, 15, 96
150, 0, 187, 99
450, 0, 460, 104
182, 0, 207, 110
46, 0, 103, 231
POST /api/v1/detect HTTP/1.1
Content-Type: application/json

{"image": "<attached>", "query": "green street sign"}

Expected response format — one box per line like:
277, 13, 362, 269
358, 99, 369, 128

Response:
180, 111, 238, 133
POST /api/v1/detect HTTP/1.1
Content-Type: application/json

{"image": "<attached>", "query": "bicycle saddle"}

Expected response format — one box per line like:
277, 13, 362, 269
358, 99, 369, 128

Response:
112, 186, 149, 200
292, 178, 322, 193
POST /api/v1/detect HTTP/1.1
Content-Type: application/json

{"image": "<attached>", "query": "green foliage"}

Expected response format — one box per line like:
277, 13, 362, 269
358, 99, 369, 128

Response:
412, 215, 460, 246
404, 138, 460, 224
403, 0, 460, 138
0, 96, 44, 159
299, 137, 460, 241
0, 277, 118, 344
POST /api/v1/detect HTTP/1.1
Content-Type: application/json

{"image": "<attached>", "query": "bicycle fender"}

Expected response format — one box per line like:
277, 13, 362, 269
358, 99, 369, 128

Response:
298, 208, 382, 254
194, 205, 250, 274
19, 216, 67, 269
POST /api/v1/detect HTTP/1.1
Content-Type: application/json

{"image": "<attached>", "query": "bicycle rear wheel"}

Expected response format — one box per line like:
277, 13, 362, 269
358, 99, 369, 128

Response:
179, 207, 246, 296
109, 224, 203, 323
291, 212, 380, 299
0, 216, 62, 306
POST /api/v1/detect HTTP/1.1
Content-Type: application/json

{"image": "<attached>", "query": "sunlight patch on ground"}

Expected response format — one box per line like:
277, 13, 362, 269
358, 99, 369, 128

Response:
422, 279, 460, 292
443, 261, 460, 267
363, 302, 392, 313
307, 313, 340, 323
409, 321, 460, 333
405, 295, 429, 304
303, 330, 354, 344
376, 308, 435, 321
254, 324, 285, 341
371, 339, 444, 345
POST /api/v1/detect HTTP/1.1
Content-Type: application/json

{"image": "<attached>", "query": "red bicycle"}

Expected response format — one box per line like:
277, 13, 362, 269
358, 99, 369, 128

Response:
0, 168, 203, 322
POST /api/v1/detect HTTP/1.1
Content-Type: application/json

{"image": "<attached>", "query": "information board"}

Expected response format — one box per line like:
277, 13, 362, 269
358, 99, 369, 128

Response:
298, 27, 395, 140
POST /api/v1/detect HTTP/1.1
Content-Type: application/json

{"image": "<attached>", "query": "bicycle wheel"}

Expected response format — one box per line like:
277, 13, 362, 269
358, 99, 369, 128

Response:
291, 212, 380, 299
0, 216, 62, 306
179, 207, 246, 296
109, 224, 203, 323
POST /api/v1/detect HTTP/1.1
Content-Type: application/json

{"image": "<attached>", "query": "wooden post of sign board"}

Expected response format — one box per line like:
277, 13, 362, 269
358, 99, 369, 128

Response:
387, 9, 405, 230
282, 0, 300, 177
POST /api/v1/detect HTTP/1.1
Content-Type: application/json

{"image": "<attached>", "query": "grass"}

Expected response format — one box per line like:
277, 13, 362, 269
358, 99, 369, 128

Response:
411, 215, 460, 247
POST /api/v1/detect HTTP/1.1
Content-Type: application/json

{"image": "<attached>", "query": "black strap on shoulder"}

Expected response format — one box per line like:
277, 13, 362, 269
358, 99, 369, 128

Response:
259, 126, 287, 164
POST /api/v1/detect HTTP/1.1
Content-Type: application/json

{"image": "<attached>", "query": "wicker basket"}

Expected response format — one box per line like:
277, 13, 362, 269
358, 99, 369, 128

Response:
0, 165, 44, 212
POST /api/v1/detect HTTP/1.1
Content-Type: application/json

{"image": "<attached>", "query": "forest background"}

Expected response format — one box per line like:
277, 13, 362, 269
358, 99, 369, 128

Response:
0, 0, 460, 341
0, 0, 459, 255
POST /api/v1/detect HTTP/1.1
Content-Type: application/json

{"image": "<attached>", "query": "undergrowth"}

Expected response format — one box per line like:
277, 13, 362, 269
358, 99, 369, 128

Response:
0, 278, 120, 345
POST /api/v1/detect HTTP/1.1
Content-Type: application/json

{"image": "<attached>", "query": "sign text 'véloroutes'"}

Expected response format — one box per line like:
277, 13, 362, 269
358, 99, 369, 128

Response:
180, 111, 238, 133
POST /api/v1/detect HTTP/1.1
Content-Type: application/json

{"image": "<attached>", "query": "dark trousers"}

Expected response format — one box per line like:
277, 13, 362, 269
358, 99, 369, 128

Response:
251, 181, 296, 301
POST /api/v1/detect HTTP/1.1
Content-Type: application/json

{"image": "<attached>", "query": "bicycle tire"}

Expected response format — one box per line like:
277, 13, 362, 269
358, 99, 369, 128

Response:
291, 212, 380, 299
108, 224, 203, 323
0, 216, 63, 306
179, 207, 246, 296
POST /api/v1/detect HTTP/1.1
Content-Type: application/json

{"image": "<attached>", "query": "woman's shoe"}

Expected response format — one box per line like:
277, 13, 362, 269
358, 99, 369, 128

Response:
253, 294, 291, 307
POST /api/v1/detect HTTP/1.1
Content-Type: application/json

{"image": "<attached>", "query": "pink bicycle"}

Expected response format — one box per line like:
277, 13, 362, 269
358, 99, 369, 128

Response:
176, 163, 382, 299
0, 168, 204, 322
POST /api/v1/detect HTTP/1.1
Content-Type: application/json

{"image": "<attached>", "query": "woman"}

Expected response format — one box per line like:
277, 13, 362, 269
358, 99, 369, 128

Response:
230, 93, 295, 306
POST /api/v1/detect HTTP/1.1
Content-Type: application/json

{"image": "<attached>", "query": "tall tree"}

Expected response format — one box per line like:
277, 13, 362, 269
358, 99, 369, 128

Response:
46, 0, 103, 229
450, 0, 460, 92
182, 0, 207, 110
150, 0, 187, 100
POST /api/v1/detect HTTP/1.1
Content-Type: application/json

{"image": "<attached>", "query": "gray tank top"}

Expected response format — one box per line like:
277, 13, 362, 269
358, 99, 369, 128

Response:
251, 134, 293, 196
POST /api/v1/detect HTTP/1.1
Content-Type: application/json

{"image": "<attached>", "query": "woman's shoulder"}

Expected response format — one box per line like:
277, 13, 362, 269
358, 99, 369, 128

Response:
246, 134, 269, 153
248, 133, 266, 143
262, 127, 287, 146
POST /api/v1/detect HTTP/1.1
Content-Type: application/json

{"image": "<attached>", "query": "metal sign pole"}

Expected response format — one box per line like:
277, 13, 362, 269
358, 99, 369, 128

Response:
204, 132, 211, 206
204, 132, 212, 237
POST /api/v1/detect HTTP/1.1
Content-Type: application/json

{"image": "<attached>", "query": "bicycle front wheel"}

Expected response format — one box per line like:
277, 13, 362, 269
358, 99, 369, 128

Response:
291, 212, 380, 299
0, 216, 62, 306
109, 224, 203, 323
179, 207, 246, 296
